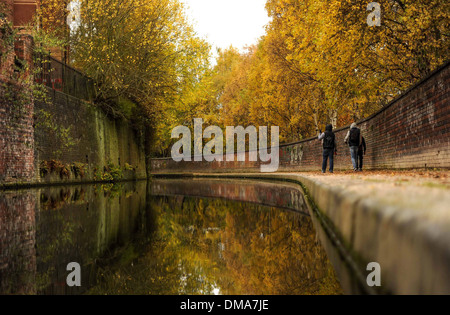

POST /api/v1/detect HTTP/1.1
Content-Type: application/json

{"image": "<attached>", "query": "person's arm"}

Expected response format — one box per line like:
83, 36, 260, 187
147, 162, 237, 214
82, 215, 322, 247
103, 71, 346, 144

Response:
318, 131, 325, 140
344, 131, 350, 144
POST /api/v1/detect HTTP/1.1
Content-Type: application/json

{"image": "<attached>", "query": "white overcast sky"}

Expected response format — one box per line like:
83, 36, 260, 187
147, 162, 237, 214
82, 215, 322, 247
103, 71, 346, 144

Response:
180, 0, 271, 54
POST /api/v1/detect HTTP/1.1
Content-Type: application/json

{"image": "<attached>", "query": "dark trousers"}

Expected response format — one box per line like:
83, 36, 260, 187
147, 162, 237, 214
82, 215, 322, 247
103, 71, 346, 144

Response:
358, 150, 364, 170
322, 149, 334, 172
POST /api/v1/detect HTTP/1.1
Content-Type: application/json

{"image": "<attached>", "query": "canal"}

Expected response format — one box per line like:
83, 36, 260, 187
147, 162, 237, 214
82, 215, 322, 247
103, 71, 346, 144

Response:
0, 179, 342, 295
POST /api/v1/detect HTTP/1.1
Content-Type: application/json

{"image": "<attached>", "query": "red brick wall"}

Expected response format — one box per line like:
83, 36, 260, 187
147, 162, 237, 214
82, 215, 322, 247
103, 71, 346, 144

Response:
0, 3, 15, 80
0, 0, 14, 22
0, 35, 35, 184
12, 0, 38, 28
151, 61, 450, 173
14, 34, 34, 71
0, 80, 35, 183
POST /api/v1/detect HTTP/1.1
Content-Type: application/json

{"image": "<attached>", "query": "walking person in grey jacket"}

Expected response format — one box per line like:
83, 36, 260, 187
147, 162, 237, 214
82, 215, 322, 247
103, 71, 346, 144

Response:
344, 123, 363, 171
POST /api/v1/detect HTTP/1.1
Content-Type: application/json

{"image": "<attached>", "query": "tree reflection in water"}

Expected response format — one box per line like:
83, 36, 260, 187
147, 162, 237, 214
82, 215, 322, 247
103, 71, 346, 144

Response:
88, 196, 343, 295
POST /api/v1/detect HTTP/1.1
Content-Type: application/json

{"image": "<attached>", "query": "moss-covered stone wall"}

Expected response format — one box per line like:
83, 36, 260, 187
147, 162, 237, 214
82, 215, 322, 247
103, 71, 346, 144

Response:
34, 88, 147, 185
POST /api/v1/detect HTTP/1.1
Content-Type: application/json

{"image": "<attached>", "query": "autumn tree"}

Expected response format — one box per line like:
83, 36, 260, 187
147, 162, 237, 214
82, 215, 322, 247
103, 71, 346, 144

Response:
151, 0, 449, 152
51, 0, 448, 154
69, 0, 212, 143
247, 38, 326, 141
39, 0, 69, 37
151, 53, 218, 157
211, 42, 326, 143
264, 0, 449, 130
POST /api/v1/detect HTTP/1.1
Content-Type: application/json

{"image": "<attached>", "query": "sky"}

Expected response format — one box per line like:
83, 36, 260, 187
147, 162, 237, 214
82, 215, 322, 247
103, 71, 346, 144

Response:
180, 0, 271, 54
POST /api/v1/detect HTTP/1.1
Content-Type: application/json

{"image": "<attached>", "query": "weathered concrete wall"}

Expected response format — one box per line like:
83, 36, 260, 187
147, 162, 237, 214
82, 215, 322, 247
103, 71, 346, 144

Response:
151, 61, 450, 173
286, 173, 450, 295
34, 89, 147, 185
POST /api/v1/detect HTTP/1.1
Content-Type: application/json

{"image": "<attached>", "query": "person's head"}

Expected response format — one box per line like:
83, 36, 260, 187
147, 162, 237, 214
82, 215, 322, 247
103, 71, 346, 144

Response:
351, 122, 358, 129
325, 124, 333, 132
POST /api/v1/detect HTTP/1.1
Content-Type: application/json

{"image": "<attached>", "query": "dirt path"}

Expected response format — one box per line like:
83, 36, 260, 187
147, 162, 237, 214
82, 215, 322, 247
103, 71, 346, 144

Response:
302, 169, 450, 189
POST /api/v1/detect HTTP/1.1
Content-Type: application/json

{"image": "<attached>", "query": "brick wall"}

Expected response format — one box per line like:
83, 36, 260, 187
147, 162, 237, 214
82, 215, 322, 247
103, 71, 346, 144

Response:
0, 1, 14, 25
151, 61, 450, 173
0, 32, 35, 184
0, 5, 15, 81
14, 34, 34, 72
9, 0, 38, 28
0, 80, 35, 182
0, 34, 147, 186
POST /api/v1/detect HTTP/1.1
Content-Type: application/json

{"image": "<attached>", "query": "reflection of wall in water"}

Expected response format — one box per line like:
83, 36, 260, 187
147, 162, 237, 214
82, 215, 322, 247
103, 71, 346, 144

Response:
0, 181, 150, 294
150, 179, 309, 215
35, 181, 148, 294
0, 191, 37, 294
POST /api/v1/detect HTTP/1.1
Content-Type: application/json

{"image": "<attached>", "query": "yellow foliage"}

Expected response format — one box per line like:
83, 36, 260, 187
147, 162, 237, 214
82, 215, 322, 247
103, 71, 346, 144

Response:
200, 0, 449, 145
68, 0, 211, 140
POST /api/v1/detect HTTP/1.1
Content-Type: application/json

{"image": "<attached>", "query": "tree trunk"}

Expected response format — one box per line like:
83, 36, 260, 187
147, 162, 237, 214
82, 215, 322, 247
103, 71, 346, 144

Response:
328, 108, 338, 130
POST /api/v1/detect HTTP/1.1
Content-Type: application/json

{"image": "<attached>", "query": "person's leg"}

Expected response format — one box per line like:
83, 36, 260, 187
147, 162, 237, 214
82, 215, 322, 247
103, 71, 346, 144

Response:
322, 149, 329, 173
350, 146, 358, 170
358, 151, 364, 171
329, 150, 334, 173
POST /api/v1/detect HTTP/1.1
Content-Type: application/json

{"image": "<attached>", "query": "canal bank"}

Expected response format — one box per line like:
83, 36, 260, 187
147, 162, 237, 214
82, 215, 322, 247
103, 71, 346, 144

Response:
151, 171, 450, 295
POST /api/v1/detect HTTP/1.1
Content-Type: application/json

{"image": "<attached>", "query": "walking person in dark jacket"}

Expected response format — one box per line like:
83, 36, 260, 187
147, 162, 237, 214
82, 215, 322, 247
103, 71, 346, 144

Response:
358, 136, 367, 171
344, 122, 363, 171
318, 124, 337, 173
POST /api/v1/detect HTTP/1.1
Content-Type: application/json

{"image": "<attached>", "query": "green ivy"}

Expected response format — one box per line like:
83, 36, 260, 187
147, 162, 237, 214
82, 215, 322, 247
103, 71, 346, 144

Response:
35, 109, 79, 159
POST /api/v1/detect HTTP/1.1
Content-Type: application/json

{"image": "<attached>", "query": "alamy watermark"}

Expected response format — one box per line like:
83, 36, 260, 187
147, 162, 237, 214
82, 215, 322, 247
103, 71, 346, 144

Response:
367, 262, 382, 287
367, 2, 382, 27
171, 118, 280, 173
66, 262, 81, 287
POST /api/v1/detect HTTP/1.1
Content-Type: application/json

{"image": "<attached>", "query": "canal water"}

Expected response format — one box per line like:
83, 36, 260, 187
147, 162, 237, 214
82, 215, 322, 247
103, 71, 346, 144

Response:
0, 179, 342, 295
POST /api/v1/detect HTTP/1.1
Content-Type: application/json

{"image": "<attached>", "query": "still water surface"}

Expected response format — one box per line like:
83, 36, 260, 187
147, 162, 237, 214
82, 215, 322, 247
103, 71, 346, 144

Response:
0, 179, 342, 295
